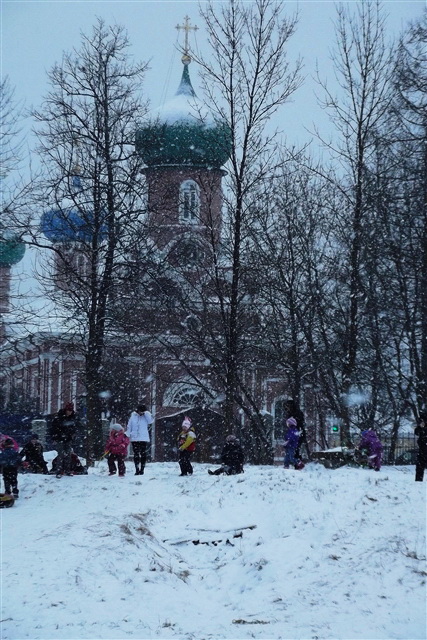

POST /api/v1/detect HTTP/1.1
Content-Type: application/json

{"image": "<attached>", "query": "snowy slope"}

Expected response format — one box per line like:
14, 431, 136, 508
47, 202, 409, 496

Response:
2, 459, 426, 640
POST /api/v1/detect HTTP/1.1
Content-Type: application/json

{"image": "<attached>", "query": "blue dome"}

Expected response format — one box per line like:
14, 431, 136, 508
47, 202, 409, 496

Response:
40, 208, 107, 244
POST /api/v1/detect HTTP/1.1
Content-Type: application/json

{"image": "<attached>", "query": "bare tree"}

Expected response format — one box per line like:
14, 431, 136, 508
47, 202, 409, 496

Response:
186, 0, 303, 459
21, 20, 149, 459
0, 77, 24, 180
314, 1, 394, 445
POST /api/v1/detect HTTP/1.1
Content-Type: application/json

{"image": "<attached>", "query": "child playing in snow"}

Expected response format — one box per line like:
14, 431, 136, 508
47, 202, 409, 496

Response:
105, 424, 130, 477
0, 438, 21, 498
177, 417, 196, 476
208, 434, 244, 475
357, 428, 383, 471
20, 433, 49, 474
283, 418, 301, 469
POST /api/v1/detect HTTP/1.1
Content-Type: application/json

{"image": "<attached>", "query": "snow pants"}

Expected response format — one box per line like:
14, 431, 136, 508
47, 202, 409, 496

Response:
26, 455, 49, 474
107, 454, 126, 476
210, 464, 242, 475
2, 466, 18, 496
179, 450, 193, 475
415, 452, 427, 481
131, 442, 147, 473
284, 446, 297, 468
54, 441, 73, 475
367, 451, 382, 471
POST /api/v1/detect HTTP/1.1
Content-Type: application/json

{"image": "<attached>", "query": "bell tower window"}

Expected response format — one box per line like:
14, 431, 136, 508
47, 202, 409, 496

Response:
179, 180, 200, 223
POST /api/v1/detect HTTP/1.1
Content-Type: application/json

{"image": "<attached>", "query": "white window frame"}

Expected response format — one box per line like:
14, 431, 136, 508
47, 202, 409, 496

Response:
179, 180, 200, 224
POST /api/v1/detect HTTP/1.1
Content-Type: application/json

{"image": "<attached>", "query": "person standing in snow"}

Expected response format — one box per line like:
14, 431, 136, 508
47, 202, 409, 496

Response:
105, 423, 130, 477
357, 428, 383, 471
285, 399, 309, 460
126, 405, 153, 475
208, 434, 244, 475
283, 417, 301, 469
0, 438, 21, 498
414, 413, 427, 482
50, 402, 79, 478
19, 433, 49, 474
177, 416, 196, 476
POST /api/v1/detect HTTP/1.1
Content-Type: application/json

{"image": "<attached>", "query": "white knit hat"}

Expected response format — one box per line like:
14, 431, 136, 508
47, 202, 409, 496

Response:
111, 423, 123, 431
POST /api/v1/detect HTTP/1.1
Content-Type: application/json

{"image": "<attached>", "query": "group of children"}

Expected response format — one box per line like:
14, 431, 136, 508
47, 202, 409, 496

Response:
105, 412, 198, 477
0, 431, 89, 506
1, 409, 426, 504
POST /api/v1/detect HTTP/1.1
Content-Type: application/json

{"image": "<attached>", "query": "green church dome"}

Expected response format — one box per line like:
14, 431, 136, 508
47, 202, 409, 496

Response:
0, 236, 26, 267
136, 63, 231, 168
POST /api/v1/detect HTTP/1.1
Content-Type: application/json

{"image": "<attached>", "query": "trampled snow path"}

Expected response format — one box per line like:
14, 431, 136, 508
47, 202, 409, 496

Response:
2, 460, 426, 640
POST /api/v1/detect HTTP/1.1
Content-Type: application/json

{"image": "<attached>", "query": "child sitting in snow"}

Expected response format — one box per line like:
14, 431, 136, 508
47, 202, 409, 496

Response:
20, 433, 49, 474
105, 424, 130, 477
357, 429, 383, 471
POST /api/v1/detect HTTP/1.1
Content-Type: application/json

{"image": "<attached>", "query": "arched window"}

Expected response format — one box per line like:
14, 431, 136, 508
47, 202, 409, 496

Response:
163, 380, 217, 408
179, 180, 200, 223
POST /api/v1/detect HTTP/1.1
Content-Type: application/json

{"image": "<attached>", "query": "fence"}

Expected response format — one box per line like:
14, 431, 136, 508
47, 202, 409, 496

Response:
382, 434, 418, 465
275, 433, 418, 466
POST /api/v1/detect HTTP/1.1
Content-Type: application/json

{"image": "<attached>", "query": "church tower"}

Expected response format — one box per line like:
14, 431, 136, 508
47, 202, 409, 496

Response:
135, 18, 231, 259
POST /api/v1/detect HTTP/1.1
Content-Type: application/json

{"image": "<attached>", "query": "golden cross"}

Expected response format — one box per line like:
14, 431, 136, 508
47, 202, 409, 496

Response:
175, 15, 198, 57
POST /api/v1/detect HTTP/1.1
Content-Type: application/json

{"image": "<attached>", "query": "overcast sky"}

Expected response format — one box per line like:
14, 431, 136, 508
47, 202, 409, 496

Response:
2, 0, 425, 152
1, 0, 425, 320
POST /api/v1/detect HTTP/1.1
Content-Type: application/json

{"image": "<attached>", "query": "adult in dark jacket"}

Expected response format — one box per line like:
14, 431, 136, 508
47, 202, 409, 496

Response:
20, 433, 49, 474
208, 435, 244, 475
285, 399, 309, 460
415, 414, 427, 482
50, 402, 79, 477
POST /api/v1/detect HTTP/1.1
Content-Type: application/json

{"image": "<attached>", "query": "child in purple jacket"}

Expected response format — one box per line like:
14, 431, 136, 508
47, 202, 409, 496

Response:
358, 429, 383, 471
283, 418, 301, 469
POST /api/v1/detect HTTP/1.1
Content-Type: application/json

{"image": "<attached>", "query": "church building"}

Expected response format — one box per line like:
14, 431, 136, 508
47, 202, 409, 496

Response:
0, 29, 318, 460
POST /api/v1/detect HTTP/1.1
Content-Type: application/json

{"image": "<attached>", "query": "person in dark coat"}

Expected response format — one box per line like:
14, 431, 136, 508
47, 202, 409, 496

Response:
20, 433, 49, 474
50, 402, 79, 477
208, 435, 244, 475
357, 429, 383, 471
415, 413, 427, 482
0, 438, 21, 498
285, 399, 308, 460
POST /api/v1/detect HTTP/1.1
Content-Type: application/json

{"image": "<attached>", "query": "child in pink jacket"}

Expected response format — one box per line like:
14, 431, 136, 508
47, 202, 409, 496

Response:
105, 424, 129, 477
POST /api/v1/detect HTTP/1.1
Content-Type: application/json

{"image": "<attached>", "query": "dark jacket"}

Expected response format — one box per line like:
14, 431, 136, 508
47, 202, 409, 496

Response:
50, 409, 79, 443
0, 448, 21, 468
20, 441, 48, 471
221, 441, 244, 472
415, 426, 427, 460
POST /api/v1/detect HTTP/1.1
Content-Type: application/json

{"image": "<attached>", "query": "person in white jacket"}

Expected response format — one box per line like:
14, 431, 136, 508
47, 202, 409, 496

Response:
126, 405, 153, 475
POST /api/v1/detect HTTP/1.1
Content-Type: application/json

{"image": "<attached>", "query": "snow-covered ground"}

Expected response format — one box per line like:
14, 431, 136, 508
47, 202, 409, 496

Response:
2, 457, 426, 640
